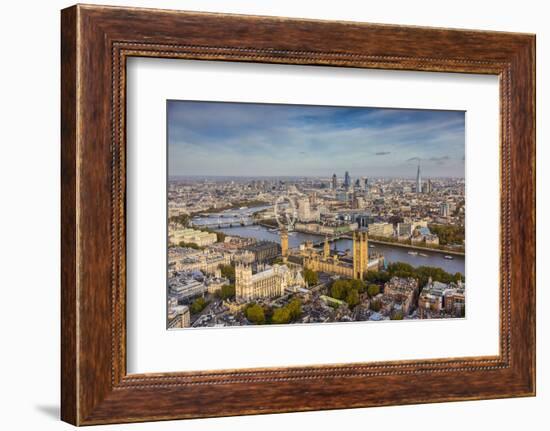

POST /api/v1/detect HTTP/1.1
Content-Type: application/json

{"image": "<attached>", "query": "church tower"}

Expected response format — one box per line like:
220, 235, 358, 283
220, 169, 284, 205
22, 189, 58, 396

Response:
235, 263, 253, 301
352, 231, 369, 280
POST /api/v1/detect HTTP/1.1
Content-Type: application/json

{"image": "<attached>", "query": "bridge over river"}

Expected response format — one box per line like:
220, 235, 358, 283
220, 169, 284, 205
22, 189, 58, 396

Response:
191, 219, 256, 229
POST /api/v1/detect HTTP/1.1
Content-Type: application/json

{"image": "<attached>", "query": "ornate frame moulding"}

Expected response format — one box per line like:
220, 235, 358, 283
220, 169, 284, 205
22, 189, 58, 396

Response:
61, 4, 535, 425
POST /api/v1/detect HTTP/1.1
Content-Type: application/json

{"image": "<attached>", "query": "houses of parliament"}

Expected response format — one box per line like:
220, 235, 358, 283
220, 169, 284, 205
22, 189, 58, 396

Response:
303, 230, 381, 281
234, 228, 382, 302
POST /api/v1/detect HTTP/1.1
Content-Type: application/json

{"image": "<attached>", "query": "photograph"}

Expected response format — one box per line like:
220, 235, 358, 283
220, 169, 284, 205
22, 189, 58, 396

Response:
166, 101, 466, 329
1, 1, 536, 428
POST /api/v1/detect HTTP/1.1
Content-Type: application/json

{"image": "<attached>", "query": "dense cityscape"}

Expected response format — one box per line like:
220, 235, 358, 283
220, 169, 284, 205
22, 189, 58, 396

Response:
167, 167, 466, 329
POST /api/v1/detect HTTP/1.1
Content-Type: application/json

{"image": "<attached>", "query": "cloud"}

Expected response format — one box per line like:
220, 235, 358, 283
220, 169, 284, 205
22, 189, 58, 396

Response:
168, 101, 465, 177
426, 155, 451, 165
429, 156, 450, 162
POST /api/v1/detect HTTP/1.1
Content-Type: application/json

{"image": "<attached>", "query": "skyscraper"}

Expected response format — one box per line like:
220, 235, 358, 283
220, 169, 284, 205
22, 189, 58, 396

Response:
440, 202, 450, 217
416, 163, 422, 194
331, 173, 337, 190
297, 197, 311, 221
344, 171, 351, 190
426, 179, 432, 194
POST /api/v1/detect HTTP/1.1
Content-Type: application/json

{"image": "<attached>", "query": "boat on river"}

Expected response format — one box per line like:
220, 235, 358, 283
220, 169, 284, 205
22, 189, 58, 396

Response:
444, 255, 454, 260
407, 251, 418, 256
419, 253, 428, 257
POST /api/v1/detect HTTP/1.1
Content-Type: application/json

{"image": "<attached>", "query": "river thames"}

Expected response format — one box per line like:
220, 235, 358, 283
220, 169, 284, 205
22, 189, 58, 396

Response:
192, 206, 465, 276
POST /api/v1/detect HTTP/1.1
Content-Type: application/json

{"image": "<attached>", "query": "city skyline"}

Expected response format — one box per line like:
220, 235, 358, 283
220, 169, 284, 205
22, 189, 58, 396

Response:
168, 100, 465, 178
168, 170, 464, 180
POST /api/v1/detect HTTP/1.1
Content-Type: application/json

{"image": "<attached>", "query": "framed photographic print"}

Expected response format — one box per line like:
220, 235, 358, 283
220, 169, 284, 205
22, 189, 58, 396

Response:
61, 4, 535, 425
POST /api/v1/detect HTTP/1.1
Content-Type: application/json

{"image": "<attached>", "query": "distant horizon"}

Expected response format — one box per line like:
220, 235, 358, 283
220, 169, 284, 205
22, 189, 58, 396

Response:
168, 100, 465, 178
168, 173, 465, 180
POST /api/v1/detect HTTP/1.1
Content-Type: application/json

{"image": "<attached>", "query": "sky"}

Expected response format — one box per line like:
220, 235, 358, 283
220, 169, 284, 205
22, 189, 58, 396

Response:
167, 100, 465, 178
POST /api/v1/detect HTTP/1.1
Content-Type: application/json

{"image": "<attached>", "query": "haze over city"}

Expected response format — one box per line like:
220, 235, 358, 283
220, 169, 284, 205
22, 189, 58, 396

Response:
168, 100, 465, 178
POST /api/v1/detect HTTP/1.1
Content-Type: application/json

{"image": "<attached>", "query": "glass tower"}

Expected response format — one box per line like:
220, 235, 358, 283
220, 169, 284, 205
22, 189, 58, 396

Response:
416, 164, 422, 194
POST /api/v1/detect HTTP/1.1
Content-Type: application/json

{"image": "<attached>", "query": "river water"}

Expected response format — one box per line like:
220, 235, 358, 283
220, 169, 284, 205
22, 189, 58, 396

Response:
192, 206, 465, 276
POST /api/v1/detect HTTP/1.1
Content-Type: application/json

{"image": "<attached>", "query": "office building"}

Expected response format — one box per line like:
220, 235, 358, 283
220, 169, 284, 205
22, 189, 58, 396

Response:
416, 163, 422, 194
383, 277, 419, 315
368, 222, 394, 238
440, 202, 450, 217
167, 300, 191, 329
297, 197, 311, 221
344, 171, 351, 190
397, 222, 413, 239
169, 274, 207, 302
170, 228, 217, 247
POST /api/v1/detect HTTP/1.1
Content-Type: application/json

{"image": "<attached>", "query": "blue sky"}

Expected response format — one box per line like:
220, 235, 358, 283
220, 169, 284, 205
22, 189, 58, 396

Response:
168, 100, 465, 178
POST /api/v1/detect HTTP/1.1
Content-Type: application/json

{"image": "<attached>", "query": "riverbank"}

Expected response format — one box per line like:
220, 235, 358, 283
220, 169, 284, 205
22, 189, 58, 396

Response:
368, 239, 465, 256
291, 229, 465, 257
215, 224, 465, 274
194, 200, 269, 216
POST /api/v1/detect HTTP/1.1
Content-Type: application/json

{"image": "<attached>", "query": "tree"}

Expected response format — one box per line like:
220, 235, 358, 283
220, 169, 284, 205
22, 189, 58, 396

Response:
287, 298, 302, 320
367, 284, 380, 298
385, 262, 465, 290
349, 279, 366, 293
387, 262, 415, 278
303, 268, 319, 286
429, 224, 465, 246
219, 264, 235, 282
329, 279, 365, 308
370, 300, 381, 312
218, 284, 235, 300
346, 289, 360, 309
388, 215, 404, 226
170, 214, 190, 227
190, 297, 208, 314
365, 270, 390, 284
330, 279, 348, 300
271, 307, 291, 325
246, 304, 265, 324
415, 265, 456, 287
211, 230, 226, 243
178, 241, 201, 250
390, 310, 404, 320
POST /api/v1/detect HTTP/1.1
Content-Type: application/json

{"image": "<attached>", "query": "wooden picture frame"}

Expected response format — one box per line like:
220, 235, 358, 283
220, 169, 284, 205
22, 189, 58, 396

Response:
61, 4, 535, 425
